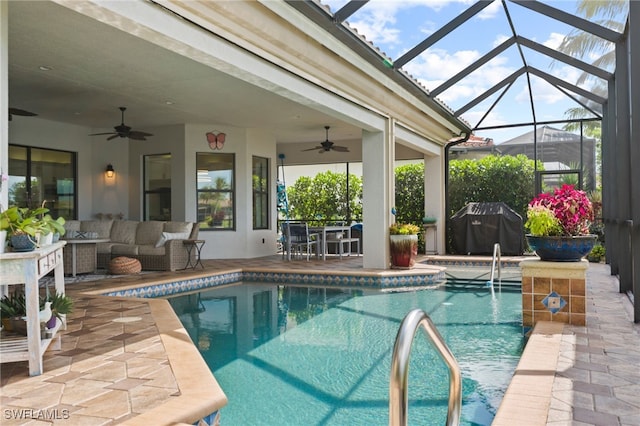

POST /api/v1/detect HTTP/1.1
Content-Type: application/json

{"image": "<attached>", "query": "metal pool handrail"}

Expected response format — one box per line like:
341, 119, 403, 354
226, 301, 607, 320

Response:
389, 309, 462, 426
487, 242, 502, 294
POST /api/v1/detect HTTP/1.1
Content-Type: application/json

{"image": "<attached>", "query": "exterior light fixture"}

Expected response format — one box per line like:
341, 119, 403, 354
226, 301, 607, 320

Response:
106, 164, 115, 178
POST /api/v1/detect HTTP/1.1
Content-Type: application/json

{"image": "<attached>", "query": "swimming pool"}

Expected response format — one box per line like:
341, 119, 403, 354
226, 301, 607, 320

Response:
168, 283, 523, 425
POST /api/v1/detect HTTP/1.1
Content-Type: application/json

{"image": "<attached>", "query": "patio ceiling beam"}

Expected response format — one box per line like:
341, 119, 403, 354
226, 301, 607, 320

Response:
508, 0, 622, 43
393, 0, 494, 69
517, 36, 612, 81
431, 37, 517, 98
333, 0, 368, 23
455, 67, 525, 116
527, 66, 607, 105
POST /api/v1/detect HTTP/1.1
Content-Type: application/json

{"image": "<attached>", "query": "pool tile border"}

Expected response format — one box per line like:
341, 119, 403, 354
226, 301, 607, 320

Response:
102, 269, 447, 298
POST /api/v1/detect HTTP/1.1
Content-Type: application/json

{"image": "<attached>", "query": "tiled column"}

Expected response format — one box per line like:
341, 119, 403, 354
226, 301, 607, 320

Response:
520, 259, 588, 333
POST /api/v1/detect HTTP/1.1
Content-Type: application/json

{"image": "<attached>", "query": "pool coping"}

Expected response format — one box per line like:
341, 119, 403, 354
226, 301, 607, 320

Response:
119, 297, 227, 426
492, 321, 564, 425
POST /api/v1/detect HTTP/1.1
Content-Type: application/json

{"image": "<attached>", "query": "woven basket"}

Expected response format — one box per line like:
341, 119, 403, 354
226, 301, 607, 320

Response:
108, 256, 142, 275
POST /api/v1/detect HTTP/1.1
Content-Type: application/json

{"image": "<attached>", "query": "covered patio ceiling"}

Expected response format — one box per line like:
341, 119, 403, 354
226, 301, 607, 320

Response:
7, 1, 361, 146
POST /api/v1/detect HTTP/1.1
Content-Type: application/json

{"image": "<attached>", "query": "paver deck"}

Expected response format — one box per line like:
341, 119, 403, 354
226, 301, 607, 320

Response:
0, 255, 637, 425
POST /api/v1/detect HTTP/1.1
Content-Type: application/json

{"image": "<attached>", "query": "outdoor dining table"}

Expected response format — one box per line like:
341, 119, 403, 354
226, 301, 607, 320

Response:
308, 224, 355, 260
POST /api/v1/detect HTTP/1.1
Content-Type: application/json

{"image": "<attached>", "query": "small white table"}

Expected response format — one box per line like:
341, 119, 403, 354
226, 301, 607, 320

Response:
0, 242, 66, 376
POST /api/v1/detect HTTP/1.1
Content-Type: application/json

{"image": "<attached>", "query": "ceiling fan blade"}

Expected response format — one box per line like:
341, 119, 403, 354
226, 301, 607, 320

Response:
128, 133, 149, 141
130, 130, 153, 137
302, 146, 323, 151
9, 107, 38, 117
332, 146, 350, 152
88, 107, 153, 140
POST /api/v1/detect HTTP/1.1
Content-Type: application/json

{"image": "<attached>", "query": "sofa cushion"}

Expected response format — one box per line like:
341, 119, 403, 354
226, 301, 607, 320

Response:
136, 221, 164, 246
155, 231, 190, 248
64, 220, 81, 233
65, 230, 99, 239
96, 242, 113, 254
164, 221, 193, 235
139, 244, 165, 256
110, 220, 138, 244
111, 244, 139, 256
81, 220, 113, 239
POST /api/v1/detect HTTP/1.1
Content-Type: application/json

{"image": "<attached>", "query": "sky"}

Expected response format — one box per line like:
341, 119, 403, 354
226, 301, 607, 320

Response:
320, 0, 623, 144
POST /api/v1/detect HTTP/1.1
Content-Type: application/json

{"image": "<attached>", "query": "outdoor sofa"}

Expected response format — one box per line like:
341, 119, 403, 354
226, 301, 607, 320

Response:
63, 219, 199, 271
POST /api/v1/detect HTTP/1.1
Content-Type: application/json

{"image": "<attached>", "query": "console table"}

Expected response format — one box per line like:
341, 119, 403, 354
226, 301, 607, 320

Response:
0, 241, 66, 376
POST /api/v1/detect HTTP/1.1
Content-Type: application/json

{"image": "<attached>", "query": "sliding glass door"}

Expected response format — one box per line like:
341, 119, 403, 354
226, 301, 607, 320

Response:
8, 145, 77, 219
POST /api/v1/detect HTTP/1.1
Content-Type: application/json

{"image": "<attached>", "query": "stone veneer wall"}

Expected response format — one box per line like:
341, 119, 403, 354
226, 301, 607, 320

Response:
520, 259, 588, 331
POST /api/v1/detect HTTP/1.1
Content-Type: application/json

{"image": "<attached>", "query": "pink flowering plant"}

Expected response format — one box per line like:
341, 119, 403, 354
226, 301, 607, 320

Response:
525, 184, 594, 237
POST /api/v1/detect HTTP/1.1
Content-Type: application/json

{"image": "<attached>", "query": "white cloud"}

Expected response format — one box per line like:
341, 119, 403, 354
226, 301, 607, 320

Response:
543, 32, 565, 50
477, 0, 502, 20
403, 48, 516, 105
493, 34, 511, 48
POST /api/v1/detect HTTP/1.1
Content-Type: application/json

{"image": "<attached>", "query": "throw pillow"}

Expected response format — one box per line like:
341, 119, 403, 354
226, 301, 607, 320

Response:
155, 232, 190, 248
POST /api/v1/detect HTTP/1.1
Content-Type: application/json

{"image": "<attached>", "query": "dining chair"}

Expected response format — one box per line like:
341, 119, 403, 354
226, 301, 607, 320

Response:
282, 222, 319, 261
325, 225, 360, 259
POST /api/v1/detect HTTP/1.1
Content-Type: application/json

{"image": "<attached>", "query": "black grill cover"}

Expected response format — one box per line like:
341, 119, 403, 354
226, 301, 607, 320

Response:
450, 202, 524, 255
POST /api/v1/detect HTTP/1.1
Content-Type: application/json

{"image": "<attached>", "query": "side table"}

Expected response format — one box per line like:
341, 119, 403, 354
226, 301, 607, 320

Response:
183, 239, 205, 269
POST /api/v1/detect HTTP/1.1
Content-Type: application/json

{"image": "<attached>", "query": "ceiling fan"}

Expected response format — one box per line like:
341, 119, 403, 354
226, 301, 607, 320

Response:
89, 106, 153, 140
8, 107, 38, 121
302, 126, 349, 153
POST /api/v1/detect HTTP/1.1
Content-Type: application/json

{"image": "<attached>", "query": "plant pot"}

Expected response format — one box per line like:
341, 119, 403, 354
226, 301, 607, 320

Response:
46, 315, 57, 330
9, 317, 27, 335
0, 230, 6, 253
390, 234, 418, 269
38, 232, 54, 247
2, 317, 13, 331
10, 233, 37, 252
526, 235, 597, 262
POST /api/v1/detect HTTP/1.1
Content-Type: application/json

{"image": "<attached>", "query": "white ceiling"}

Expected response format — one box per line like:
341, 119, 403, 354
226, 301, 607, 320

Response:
7, 1, 360, 144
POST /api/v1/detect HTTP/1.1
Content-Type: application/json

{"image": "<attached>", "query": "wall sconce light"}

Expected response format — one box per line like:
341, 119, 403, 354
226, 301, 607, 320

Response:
105, 164, 115, 178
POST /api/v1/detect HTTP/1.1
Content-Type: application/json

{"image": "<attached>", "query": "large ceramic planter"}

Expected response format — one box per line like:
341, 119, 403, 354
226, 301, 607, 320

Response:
390, 234, 418, 269
526, 235, 597, 262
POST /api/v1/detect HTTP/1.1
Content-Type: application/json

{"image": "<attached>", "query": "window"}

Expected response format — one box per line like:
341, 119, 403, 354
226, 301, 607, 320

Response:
197, 153, 235, 230
252, 156, 269, 229
8, 145, 77, 219
144, 154, 172, 220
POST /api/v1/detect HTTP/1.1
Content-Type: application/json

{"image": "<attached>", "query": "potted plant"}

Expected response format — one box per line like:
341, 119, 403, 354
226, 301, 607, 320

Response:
524, 184, 596, 261
40, 212, 66, 244
1, 206, 46, 251
44, 291, 73, 329
389, 223, 420, 269
0, 204, 65, 250
0, 292, 27, 332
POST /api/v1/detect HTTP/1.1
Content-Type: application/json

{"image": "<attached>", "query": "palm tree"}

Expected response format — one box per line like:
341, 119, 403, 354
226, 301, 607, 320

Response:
557, 0, 627, 86
556, 0, 627, 130
555, 1, 627, 190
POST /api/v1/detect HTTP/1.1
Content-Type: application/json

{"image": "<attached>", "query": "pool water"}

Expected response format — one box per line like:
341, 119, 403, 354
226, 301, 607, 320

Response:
168, 283, 523, 425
